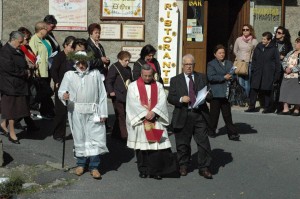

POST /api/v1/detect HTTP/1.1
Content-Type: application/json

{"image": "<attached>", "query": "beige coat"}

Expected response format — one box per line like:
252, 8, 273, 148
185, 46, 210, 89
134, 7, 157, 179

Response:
29, 34, 51, 77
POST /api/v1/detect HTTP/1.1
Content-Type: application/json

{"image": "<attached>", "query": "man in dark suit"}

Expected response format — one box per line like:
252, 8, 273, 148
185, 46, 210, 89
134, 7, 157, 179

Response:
168, 54, 212, 179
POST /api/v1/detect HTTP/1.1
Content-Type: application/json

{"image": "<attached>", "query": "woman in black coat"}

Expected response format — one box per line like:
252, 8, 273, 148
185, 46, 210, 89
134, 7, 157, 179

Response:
207, 44, 239, 141
105, 51, 132, 140
245, 32, 281, 113
0, 31, 30, 144
132, 44, 163, 84
86, 23, 110, 77
50, 36, 75, 141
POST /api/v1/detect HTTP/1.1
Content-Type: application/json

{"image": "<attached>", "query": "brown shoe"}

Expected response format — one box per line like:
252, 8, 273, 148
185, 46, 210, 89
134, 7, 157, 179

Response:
90, 169, 101, 179
199, 169, 213, 179
75, 167, 85, 176
179, 167, 188, 176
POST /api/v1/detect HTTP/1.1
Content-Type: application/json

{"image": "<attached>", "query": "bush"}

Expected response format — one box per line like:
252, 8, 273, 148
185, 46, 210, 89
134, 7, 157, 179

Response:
0, 174, 24, 199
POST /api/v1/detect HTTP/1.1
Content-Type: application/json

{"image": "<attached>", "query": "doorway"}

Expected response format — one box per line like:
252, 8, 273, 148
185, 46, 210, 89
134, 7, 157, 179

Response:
207, 0, 249, 63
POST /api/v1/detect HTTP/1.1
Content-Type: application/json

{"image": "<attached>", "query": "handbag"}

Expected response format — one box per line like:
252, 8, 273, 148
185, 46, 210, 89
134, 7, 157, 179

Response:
233, 60, 248, 76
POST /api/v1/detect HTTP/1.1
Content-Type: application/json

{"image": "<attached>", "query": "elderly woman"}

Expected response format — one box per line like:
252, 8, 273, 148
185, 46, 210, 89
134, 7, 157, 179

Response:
132, 44, 163, 84
207, 44, 240, 141
50, 36, 76, 141
0, 31, 31, 144
105, 51, 132, 141
86, 23, 110, 77
233, 24, 258, 98
278, 37, 300, 116
29, 21, 54, 119
245, 32, 281, 113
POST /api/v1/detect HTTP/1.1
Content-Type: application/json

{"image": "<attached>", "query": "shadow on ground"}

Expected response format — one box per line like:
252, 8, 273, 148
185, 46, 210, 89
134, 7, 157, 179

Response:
190, 148, 233, 175
100, 114, 135, 175
2, 151, 14, 166
217, 122, 257, 136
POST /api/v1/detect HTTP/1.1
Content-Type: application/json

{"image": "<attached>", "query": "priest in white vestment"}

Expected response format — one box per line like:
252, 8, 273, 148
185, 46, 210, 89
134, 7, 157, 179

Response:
58, 51, 108, 179
126, 64, 178, 180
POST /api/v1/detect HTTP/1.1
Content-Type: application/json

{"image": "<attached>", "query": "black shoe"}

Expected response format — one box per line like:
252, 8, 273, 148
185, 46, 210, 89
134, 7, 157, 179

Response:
0, 126, 9, 137
139, 172, 148, 178
153, 175, 162, 180
277, 111, 290, 115
53, 137, 64, 142
291, 112, 300, 116
244, 108, 256, 113
199, 169, 213, 179
8, 135, 20, 144
208, 133, 217, 138
262, 109, 273, 114
228, 134, 240, 141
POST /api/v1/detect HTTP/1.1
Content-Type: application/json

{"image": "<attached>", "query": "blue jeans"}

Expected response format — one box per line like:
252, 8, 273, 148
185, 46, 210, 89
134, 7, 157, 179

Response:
77, 155, 100, 171
238, 63, 251, 97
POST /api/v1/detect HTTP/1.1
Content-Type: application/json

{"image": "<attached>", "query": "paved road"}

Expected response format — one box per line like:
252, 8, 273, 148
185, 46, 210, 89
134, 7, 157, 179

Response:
1, 102, 300, 199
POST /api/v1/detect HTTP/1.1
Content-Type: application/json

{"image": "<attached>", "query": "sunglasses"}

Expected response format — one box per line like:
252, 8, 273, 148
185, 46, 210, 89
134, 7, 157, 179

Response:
24, 37, 31, 41
242, 29, 250, 31
276, 32, 283, 35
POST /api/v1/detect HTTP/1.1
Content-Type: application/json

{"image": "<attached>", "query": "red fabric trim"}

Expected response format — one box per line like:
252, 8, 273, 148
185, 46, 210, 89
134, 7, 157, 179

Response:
147, 61, 157, 72
137, 77, 157, 110
20, 45, 37, 64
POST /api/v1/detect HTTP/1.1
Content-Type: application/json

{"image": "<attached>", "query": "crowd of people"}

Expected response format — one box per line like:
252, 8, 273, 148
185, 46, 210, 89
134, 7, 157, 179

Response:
0, 16, 300, 180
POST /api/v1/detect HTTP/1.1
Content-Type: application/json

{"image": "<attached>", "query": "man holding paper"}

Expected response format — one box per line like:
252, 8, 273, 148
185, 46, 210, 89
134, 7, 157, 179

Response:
126, 64, 177, 180
168, 54, 213, 179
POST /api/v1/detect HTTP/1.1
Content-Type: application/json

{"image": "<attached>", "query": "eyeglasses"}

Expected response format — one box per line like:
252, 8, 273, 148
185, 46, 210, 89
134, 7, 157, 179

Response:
242, 29, 250, 31
183, 63, 194, 66
276, 31, 283, 35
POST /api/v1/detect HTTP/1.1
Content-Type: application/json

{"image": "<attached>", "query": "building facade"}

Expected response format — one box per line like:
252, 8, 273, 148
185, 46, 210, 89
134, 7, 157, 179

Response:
0, 0, 299, 84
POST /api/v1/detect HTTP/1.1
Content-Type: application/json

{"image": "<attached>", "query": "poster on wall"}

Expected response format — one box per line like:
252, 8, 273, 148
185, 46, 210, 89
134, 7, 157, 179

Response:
100, 0, 145, 20
156, 0, 179, 86
49, 0, 88, 31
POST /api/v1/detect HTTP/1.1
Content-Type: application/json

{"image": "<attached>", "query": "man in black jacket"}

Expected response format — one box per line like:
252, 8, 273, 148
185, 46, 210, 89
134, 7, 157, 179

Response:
168, 54, 212, 179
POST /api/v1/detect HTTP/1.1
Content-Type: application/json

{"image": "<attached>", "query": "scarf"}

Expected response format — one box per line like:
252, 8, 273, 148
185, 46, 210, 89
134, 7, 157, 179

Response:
241, 35, 253, 43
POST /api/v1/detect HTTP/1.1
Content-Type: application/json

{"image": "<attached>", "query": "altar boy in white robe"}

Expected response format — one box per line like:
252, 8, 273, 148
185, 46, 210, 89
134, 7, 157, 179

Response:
58, 51, 108, 179
126, 64, 178, 180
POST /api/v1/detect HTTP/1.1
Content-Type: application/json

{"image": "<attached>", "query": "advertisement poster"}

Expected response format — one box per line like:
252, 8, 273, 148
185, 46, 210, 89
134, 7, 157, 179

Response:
49, 0, 87, 31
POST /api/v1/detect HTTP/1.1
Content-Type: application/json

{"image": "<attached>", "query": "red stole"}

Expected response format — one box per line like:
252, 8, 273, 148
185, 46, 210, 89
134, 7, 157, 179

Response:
20, 45, 37, 64
137, 77, 158, 110
137, 77, 163, 142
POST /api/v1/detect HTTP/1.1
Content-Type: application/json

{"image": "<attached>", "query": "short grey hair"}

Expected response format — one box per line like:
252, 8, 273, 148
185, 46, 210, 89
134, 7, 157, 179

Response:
182, 54, 195, 64
141, 64, 154, 73
9, 31, 24, 42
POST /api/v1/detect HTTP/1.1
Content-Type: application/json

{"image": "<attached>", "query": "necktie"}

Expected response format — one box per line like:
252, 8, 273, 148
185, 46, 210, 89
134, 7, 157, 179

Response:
188, 75, 196, 106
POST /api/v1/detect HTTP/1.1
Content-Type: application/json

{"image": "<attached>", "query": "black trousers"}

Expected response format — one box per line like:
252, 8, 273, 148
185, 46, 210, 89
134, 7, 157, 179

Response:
209, 98, 237, 135
39, 77, 55, 116
249, 88, 272, 109
174, 111, 211, 170
136, 149, 178, 176
111, 100, 127, 139
52, 90, 67, 139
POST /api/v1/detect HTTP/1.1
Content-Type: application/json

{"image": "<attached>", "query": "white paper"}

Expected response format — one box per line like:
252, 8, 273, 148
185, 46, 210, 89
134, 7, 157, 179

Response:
193, 86, 209, 108
229, 66, 237, 75
48, 51, 58, 69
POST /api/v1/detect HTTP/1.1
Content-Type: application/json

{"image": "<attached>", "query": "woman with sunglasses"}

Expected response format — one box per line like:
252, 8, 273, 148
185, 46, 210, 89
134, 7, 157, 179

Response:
233, 24, 258, 101
270, 27, 293, 113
